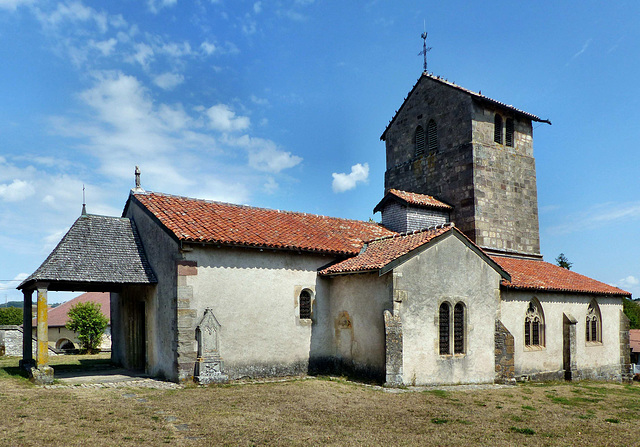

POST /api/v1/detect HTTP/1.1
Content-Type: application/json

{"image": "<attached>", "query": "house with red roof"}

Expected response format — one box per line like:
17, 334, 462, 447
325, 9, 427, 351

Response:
19, 71, 632, 386
31, 292, 111, 352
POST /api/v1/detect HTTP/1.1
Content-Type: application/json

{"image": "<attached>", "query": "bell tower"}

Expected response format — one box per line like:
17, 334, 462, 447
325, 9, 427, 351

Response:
381, 72, 550, 258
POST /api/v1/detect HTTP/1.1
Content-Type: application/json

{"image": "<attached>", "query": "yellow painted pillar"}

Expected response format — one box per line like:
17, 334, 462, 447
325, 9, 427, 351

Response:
36, 285, 49, 368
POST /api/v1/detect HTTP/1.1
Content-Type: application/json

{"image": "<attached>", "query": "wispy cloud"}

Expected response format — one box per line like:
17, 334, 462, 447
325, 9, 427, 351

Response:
547, 201, 640, 235
566, 38, 592, 66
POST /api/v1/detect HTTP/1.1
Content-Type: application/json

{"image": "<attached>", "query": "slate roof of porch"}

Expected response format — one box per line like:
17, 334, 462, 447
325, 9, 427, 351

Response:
19, 214, 157, 291
373, 189, 453, 214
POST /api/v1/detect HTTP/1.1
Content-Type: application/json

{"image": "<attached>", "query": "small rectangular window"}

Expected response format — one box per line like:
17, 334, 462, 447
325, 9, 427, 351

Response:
505, 118, 514, 147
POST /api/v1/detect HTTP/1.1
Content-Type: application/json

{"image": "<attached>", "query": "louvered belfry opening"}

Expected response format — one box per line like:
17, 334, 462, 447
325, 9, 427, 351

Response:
414, 125, 425, 156
454, 302, 464, 354
427, 120, 437, 153
494, 114, 503, 144
439, 302, 450, 355
299, 290, 311, 319
505, 118, 514, 147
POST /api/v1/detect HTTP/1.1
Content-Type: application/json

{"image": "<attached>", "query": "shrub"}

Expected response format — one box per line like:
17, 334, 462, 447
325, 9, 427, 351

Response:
66, 302, 108, 354
0, 307, 23, 325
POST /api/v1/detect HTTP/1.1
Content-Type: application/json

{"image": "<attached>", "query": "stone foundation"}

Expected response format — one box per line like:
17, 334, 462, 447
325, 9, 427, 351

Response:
494, 320, 515, 383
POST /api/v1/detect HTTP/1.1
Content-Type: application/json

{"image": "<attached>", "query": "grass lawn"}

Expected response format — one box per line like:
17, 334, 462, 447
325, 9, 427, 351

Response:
0, 355, 638, 446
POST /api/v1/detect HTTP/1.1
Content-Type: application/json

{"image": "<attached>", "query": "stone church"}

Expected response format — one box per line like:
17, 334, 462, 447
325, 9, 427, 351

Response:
19, 71, 632, 386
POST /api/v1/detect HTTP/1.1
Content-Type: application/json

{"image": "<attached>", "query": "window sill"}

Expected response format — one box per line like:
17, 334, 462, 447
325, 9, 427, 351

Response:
524, 345, 545, 351
586, 341, 603, 347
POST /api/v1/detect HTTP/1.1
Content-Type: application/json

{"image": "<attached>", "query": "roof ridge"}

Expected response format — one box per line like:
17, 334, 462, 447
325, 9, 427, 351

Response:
136, 190, 387, 227
367, 222, 453, 244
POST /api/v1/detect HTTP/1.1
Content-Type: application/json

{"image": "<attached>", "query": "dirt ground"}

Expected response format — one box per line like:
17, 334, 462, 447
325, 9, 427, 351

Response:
1, 356, 638, 446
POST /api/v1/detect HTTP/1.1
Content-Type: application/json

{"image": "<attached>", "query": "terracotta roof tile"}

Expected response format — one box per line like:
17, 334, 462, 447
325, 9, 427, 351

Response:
31, 292, 110, 328
630, 329, 640, 353
373, 189, 452, 214
320, 225, 453, 275
491, 256, 630, 297
133, 192, 396, 256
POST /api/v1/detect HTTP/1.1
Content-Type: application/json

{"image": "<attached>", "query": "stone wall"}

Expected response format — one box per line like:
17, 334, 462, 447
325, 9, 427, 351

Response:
494, 320, 515, 382
383, 74, 542, 256
620, 310, 632, 382
0, 325, 57, 357
383, 76, 476, 242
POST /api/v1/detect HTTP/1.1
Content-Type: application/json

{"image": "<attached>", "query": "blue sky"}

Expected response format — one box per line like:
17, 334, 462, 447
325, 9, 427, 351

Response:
0, 0, 638, 303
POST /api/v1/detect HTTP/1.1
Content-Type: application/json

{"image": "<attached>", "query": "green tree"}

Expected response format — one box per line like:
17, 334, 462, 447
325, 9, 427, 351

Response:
0, 307, 23, 325
623, 298, 640, 330
66, 302, 108, 354
555, 253, 573, 270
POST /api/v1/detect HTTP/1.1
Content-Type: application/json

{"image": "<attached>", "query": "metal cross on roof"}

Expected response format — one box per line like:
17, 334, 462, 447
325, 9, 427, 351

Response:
418, 31, 432, 73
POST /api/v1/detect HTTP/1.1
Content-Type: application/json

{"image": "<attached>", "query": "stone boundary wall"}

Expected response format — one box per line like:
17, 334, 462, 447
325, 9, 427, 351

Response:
620, 310, 632, 382
0, 325, 58, 357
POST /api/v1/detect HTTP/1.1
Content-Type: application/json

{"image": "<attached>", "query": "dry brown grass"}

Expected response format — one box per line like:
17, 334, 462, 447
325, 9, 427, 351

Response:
0, 356, 638, 446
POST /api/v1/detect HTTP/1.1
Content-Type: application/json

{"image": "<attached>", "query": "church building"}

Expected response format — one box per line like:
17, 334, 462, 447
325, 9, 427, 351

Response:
19, 71, 632, 386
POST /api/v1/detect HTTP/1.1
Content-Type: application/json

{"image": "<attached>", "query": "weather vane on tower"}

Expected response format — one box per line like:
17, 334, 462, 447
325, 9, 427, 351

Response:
419, 21, 432, 73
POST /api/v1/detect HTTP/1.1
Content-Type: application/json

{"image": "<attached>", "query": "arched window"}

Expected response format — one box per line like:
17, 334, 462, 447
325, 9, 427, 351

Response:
586, 300, 602, 343
299, 290, 312, 320
439, 302, 450, 355
427, 120, 438, 153
524, 298, 545, 347
454, 302, 465, 354
494, 114, 503, 144
505, 118, 514, 147
414, 125, 425, 156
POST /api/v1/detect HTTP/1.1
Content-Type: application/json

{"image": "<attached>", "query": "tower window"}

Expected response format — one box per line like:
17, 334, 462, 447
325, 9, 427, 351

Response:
494, 114, 503, 144
299, 290, 311, 320
505, 118, 514, 147
439, 302, 450, 355
427, 120, 438, 153
414, 125, 425, 156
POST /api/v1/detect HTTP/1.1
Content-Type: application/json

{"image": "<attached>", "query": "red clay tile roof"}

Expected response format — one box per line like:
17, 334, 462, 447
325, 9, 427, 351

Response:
373, 189, 452, 214
381, 72, 551, 140
630, 330, 640, 353
491, 256, 631, 297
132, 192, 396, 256
320, 225, 453, 275
32, 292, 110, 328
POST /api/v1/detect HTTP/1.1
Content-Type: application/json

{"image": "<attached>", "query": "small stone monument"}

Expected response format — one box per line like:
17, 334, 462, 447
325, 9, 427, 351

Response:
195, 308, 228, 384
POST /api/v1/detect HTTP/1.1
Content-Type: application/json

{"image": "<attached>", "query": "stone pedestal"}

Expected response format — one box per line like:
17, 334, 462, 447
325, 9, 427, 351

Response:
30, 366, 54, 385
195, 358, 228, 384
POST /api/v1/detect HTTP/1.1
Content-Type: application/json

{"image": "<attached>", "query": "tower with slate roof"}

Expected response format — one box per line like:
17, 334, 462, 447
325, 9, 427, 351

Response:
380, 72, 550, 258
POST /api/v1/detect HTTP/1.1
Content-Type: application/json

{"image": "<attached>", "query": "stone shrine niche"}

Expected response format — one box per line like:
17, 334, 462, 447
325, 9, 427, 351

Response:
195, 308, 227, 383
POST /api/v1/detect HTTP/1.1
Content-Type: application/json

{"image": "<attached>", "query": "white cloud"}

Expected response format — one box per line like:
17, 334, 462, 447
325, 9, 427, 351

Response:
263, 177, 278, 193
153, 72, 184, 90
200, 41, 216, 55
147, 0, 177, 14
160, 41, 192, 58
620, 276, 639, 287
248, 145, 302, 173
90, 38, 117, 56
0, 179, 36, 202
0, 0, 33, 11
206, 104, 250, 132
129, 42, 154, 67
332, 163, 369, 193
253, 2, 262, 13
566, 38, 592, 66
38, 1, 109, 33
250, 95, 269, 106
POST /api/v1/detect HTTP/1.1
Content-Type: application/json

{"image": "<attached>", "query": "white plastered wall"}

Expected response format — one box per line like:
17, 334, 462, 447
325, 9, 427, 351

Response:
395, 233, 502, 385
500, 290, 622, 377
186, 246, 335, 378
